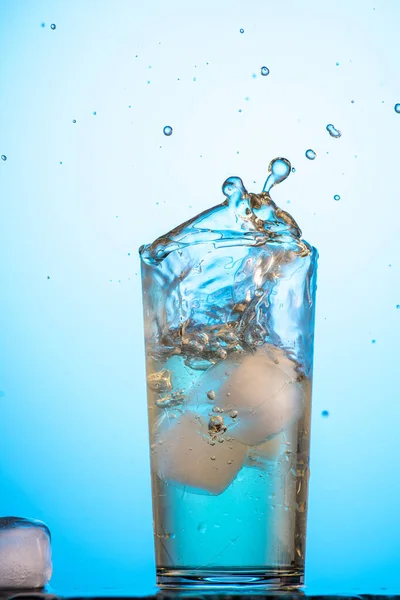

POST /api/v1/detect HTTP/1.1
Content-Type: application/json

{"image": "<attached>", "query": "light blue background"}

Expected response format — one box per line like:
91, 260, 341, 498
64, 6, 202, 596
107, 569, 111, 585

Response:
1, 0, 400, 595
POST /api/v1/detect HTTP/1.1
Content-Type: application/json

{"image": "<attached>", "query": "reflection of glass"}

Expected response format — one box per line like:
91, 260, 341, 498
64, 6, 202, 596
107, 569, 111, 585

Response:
140, 159, 318, 589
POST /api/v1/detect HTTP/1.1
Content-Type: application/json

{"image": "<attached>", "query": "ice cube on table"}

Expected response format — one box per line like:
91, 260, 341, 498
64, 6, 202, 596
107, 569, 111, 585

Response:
151, 412, 248, 495
220, 349, 304, 446
0, 517, 52, 590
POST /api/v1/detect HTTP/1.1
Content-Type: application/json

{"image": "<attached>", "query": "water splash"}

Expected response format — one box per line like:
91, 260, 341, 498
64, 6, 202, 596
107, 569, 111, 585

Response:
333, 194, 340, 201
305, 149, 316, 160
140, 156, 307, 266
261, 66, 270, 76
395, 104, 400, 113
326, 124, 341, 138
163, 126, 173, 136
263, 158, 291, 193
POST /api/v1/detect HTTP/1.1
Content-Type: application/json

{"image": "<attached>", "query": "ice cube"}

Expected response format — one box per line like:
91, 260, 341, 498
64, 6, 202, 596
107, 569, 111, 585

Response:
151, 412, 248, 495
219, 350, 304, 446
0, 517, 52, 590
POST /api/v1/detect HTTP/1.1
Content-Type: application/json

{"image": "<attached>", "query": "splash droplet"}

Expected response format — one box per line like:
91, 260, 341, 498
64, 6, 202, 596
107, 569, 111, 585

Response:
47, 275, 51, 280
263, 157, 291, 193
305, 149, 316, 160
50, 23, 56, 30
335, 62, 339, 66
93, 111, 97, 115
72, 119, 76, 123
321, 410, 329, 417
260, 66, 269, 76
326, 123, 341, 138
371, 339, 376, 344
222, 176, 246, 199
240, 28, 244, 33
396, 305, 400, 309
41, 22, 45, 28
1, 155, 7, 161
163, 125, 173, 136
394, 103, 400, 113
333, 194, 340, 201
292, 167, 296, 173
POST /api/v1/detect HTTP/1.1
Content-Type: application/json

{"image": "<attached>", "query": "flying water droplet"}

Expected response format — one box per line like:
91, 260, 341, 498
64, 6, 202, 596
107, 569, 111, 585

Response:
394, 104, 400, 113
333, 194, 340, 201
321, 410, 329, 417
396, 305, 400, 309
93, 111, 97, 115
1, 155, 7, 161
263, 157, 291, 193
326, 123, 341, 138
305, 149, 316, 160
72, 119, 76, 123
260, 66, 269, 76
50, 23, 56, 30
163, 125, 173, 136
371, 339, 376, 344
292, 167, 296, 173
240, 28, 244, 33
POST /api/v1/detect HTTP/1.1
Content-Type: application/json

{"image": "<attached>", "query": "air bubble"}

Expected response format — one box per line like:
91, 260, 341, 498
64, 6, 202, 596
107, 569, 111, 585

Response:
163, 125, 173, 136
207, 390, 216, 400
305, 149, 316, 160
261, 66, 269, 76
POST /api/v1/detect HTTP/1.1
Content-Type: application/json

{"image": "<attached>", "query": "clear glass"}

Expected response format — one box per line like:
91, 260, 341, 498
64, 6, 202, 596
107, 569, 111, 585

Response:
140, 159, 318, 589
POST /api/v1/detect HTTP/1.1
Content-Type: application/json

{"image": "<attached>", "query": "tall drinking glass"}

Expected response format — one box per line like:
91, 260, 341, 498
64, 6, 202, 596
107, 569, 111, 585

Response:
140, 158, 317, 589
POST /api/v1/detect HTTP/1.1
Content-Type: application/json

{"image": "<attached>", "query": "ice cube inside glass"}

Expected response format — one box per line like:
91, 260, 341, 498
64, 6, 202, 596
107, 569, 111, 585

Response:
139, 158, 317, 589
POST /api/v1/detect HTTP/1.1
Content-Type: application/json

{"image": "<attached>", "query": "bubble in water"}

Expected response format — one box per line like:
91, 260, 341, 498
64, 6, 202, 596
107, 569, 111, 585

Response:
197, 522, 207, 533
263, 157, 291, 193
326, 123, 341, 138
50, 23, 56, 30
321, 410, 329, 417
207, 390, 216, 401
254, 288, 263, 297
229, 410, 238, 419
208, 415, 226, 435
1, 155, 7, 161
163, 125, 173, 136
260, 66, 269, 76
156, 389, 185, 408
305, 149, 316, 160
333, 194, 340, 201
240, 28, 244, 33
394, 104, 400, 113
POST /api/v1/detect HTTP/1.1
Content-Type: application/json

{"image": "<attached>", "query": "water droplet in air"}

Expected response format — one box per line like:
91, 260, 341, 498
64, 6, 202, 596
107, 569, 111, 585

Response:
93, 111, 97, 115
396, 305, 400, 309
394, 104, 400, 113
321, 410, 329, 417
263, 157, 291, 193
326, 123, 341, 138
1, 155, 7, 161
351, 100, 355, 104
72, 119, 76, 123
336, 62, 339, 66
50, 23, 56, 30
261, 66, 269, 76
292, 167, 296, 173
163, 125, 173, 136
334, 194, 340, 201
41, 22, 45, 28
240, 28, 244, 33
47, 275, 51, 280
305, 149, 316, 160
371, 339, 376, 344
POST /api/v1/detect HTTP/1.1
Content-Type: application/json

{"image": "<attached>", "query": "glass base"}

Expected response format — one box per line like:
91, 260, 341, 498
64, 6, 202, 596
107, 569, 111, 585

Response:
157, 566, 304, 590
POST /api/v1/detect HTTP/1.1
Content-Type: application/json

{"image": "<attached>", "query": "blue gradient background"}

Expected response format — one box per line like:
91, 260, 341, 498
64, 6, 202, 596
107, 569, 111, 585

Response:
1, 0, 400, 595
